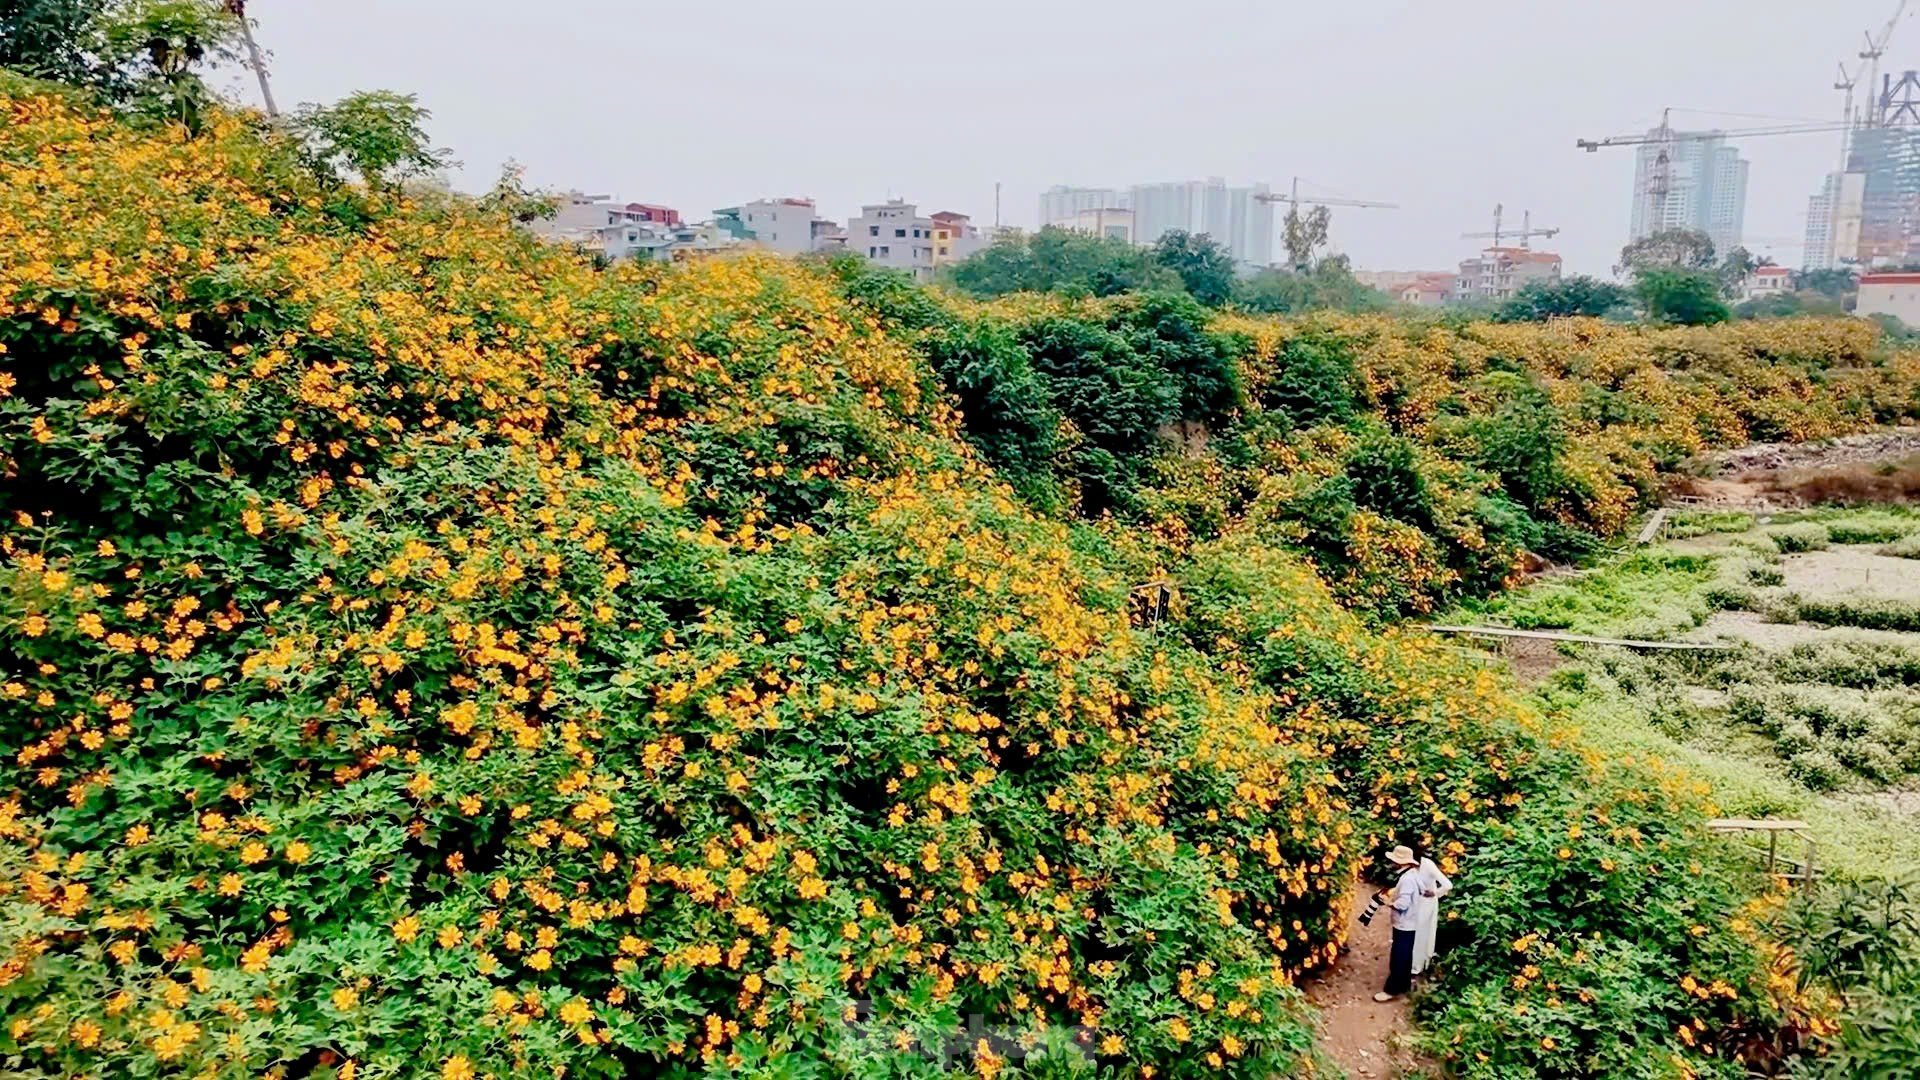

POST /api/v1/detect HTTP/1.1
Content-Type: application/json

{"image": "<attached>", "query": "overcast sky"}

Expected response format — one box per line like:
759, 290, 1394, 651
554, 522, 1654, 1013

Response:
240, 0, 1914, 276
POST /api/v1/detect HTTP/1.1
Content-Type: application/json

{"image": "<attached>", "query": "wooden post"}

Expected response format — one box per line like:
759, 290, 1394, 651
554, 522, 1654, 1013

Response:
1766, 830, 1778, 877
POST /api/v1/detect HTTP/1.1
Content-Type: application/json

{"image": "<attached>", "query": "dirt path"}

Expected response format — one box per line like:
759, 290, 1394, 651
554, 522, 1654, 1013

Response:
1304, 878, 1431, 1079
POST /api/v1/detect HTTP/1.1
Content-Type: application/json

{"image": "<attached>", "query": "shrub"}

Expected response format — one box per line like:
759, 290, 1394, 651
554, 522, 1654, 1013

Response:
1790, 593, 1920, 633
1879, 531, 1920, 559
1766, 523, 1832, 553
1822, 511, 1918, 545
1774, 638, 1920, 689
1704, 553, 1781, 610
1668, 509, 1756, 539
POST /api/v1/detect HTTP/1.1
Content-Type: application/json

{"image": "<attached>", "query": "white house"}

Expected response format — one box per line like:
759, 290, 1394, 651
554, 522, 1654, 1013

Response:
1741, 265, 1794, 301
848, 199, 937, 282
1857, 271, 1920, 325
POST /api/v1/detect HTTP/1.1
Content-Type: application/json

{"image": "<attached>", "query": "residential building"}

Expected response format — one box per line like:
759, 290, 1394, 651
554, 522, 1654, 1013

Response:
1805, 172, 1841, 271
527, 191, 686, 249
849, 199, 937, 282
1628, 132, 1749, 256
1355, 269, 1449, 294
1055, 206, 1136, 244
1741, 265, 1794, 301
1397, 273, 1455, 307
713, 197, 825, 255
1042, 178, 1274, 265
811, 219, 848, 252
626, 203, 681, 227
1126, 178, 1273, 265
929, 211, 987, 267
1039, 185, 1126, 229
1454, 247, 1561, 304
1857, 271, 1920, 324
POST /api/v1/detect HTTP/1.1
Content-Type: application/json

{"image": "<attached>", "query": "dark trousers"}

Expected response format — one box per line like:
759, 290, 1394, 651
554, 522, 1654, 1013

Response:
1384, 928, 1416, 996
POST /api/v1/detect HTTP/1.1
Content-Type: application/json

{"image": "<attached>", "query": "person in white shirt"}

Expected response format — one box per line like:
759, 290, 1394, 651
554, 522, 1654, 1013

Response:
1411, 850, 1453, 977
1373, 845, 1422, 1002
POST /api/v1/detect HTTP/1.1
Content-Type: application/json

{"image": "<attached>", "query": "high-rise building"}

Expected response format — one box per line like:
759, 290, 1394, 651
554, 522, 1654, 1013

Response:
1628, 131, 1749, 256
1126, 178, 1273, 265
1800, 122, 1920, 270
1845, 125, 1920, 266
1039, 186, 1125, 229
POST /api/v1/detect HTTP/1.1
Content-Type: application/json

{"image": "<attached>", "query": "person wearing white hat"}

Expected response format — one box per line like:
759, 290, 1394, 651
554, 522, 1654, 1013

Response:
1372, 845, 1422, 1003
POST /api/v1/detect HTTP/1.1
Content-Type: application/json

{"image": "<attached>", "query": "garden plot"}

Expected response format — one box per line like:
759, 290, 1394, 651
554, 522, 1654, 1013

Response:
1779, 546, 1920, 603
1688, 609, 1920, 652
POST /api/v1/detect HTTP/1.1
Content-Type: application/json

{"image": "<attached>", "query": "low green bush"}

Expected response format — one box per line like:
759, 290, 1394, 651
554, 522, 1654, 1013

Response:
1774, 638, 1920, 689
1823, 510, 1920, 545
1704, 553, 1783, 610
1457, 551, 1717, 636
1768, 523, 1833, 553
1667, 509, 1755, 539
1879, 532, 1920, 559
1726, 683, 1920, 788
1790, 593, 1920, 633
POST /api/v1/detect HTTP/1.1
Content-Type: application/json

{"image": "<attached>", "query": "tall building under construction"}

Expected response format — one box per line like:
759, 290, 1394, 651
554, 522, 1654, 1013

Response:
1805, 72, 1920, 270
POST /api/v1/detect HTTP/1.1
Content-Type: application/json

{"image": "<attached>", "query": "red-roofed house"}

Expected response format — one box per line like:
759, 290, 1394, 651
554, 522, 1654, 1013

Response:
1397, 273, 1455, 307
1740, 265, 1793, 301
626, 203, 681, 227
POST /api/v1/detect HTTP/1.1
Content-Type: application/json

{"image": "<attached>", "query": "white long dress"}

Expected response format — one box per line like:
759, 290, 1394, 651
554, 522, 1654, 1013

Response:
1410, 857, 1453, 975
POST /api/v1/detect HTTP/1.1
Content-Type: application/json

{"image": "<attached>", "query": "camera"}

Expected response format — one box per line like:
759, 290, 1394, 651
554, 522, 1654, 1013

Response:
1356, 893, 1387, 927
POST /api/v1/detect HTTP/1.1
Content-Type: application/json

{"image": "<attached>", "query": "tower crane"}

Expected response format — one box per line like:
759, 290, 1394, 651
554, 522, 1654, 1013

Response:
1251, 176, 1398, 211
1462, 204, 1559, 250
1862, 0, 1911, 127
1252, 177, 1397, 271
1578, 110, 1852, 241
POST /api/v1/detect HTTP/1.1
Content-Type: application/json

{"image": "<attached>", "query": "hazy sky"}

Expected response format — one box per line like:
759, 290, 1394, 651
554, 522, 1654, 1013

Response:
240, 0, 1914, 276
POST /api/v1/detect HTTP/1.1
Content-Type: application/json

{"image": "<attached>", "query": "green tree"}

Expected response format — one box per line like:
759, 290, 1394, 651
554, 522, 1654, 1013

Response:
478, 160, 558, 224
100, 0, 240, 129
1496, 275, 1632, 321
1233, 257, 1393, 315
1733, 290, 1845, 320
1149, 229, 1237, 306
1619, 228, 1716, 275
0, 0, 110, 87
291, 90, 451, 192
1281, 204, 1332, 270
1715, 245, 1767, 298
1799, 267, 1858, 300
942, 226, 1178, 298
1635, 268, 1731, 326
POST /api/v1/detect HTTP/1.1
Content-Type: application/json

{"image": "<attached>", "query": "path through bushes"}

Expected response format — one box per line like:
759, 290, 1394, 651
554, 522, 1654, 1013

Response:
1305, 879, 1431, 1079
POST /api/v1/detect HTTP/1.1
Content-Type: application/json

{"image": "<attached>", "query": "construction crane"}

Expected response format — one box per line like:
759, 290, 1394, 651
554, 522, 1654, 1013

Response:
1253, 177, 1397, 270
1251, 176, 1399, 212
1862, 0, 1911, 127
1578, 109, 1852, 241
1462, 204, 1559, 250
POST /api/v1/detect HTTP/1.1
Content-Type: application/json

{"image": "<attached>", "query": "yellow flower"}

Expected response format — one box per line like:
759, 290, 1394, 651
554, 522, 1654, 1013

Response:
442, 1055, 475, 1080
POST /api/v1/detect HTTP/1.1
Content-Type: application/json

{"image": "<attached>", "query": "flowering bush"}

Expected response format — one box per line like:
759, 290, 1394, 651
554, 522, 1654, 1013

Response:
0, 81, 1851, 1079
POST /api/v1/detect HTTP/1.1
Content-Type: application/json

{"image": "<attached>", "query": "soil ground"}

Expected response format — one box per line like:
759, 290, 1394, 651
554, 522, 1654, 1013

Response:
1304, 879, 1434, 1079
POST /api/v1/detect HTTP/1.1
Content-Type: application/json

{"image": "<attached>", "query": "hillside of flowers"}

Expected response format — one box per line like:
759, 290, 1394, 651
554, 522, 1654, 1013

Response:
834, 272, 1920, 617
0, 81, 1868, 1078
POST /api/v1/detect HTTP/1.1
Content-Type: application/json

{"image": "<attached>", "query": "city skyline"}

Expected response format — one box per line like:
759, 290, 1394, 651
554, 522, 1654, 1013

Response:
241, 1, 1917, 277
